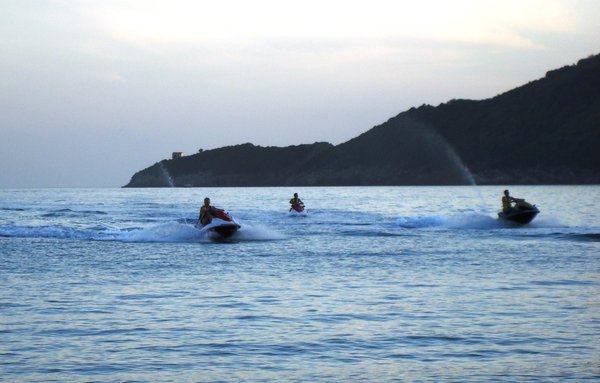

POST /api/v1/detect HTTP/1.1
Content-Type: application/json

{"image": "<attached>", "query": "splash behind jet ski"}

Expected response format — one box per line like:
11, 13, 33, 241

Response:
498, 198, 539, 224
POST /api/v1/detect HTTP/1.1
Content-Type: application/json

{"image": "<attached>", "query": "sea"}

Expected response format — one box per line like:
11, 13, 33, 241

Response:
1, 185, 599, 382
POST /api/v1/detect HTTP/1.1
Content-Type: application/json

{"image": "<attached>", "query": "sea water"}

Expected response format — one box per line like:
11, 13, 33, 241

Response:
1, 186, 599, 382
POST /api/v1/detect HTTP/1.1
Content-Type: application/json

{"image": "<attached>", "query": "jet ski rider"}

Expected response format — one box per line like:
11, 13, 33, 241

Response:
289, 193, 304, 212
502, 189, 516, 212
199, 197, 214, 225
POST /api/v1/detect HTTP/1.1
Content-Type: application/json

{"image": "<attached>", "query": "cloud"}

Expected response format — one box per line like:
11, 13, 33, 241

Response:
89, 0, 582, 50
1, 0, 599, 187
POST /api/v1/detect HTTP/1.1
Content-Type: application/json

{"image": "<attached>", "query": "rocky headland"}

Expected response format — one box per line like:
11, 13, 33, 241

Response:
125, 53, 600, 187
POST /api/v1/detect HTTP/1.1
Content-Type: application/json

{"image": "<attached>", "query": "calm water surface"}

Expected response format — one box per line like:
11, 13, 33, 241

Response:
1, 186, 599, 382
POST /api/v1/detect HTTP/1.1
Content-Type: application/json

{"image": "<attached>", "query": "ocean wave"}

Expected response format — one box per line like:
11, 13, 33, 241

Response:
41, 209, 108, 218
0, 225, 92, 240
553, 232, 600, 242
0, 207, 26, 212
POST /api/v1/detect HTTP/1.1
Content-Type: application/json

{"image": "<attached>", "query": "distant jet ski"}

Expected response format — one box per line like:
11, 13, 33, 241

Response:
199, 209, 240, 239
288, 203, 307, 216
498, 199, 539, 224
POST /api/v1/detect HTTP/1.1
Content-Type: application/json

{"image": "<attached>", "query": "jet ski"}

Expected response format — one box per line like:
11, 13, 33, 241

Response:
498, 199, 539, 224
199, 209, 241, 239
288, 203, 307, 217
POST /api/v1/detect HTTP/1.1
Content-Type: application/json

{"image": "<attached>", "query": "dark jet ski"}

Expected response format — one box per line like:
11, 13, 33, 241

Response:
498, 199, 539, 224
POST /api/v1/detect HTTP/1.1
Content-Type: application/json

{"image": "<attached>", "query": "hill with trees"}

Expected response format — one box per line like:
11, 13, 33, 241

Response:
125, 53, 600, 187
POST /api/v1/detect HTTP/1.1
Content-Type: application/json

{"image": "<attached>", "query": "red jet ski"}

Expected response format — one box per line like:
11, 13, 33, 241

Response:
199, 209, 241, 239
288, 203, 307, 216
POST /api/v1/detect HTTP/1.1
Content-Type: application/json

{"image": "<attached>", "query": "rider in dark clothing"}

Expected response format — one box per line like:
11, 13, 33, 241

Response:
502, 189, 516, 212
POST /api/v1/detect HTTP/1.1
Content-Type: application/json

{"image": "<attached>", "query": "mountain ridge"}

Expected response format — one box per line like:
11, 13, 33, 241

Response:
124, 53, 600, 187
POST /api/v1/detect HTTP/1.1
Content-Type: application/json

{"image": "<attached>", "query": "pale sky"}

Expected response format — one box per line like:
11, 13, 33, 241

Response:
1, 0, 599, 187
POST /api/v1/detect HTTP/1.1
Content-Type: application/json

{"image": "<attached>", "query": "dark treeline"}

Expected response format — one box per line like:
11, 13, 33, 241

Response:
125, 53, 600, 187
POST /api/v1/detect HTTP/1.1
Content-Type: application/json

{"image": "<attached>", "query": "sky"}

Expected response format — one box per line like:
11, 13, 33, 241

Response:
1, 0, 599, 187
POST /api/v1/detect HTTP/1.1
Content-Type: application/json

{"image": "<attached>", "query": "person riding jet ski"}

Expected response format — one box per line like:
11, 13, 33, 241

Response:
498, 189, 539, 224
198, 197, 240, 238
501, 189, 516, 212
289, 193, 305, 213
199, 197, 216, 225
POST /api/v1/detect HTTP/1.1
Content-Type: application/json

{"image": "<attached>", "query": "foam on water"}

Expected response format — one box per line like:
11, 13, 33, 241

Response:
104, 221, 287, 243
115, 222, 202, 243
0, 212, 589, 243
396, 213, 501, 229
395, 212, 573, 231
0, 221, 287, 243
287, 210, 308, 217
234, 223, 287, 241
